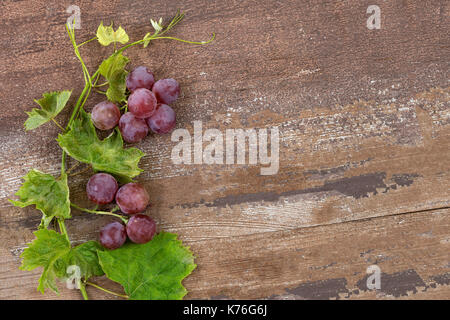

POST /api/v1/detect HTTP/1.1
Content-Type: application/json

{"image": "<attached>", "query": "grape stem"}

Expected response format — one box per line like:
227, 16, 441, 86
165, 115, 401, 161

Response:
70, 203, 128, 224
65, 162, 81, 174
94, 89, 107, 95
77, 37, 96, 47
120, 103, 128, 112
85, 281, 129, 299
68, 165, 91, 177
79, 283, 89, 300
58, 219, 70, 242
51, 118, 65, 132
117, 32, 215, 54
60, 24, 99, 175
94, 81, 109, 88
153, 34, 216, 45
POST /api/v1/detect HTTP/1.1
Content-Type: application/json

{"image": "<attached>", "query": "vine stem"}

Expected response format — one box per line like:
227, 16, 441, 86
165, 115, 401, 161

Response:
68, 165, 91, 177
77, 37, 97, 47
85, 281, 129, 299
115, 32, 215, 55
65, 162, 81, 174
94, 89, 107, 95
61, 25, 99, 175
79, 283, 89, 300
58, 219, 70, 242
51, 118, 65, 131
153, 34, 216, 45
94, 81, 109, 88
71, 203, 128, 224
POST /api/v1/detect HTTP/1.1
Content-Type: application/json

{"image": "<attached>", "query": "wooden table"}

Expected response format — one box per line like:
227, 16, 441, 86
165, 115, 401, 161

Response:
0, 0, 448, 300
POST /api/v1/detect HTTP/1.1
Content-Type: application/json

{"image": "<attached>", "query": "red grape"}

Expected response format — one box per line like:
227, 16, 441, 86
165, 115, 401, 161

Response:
91, 101, 121, 130
115, 183, 150, 214
99, 221, 127, 250
86, 173, 118, 205
127, 88, 157, 118
118, 112, 149, 143
152, 78, 180, 105
126, 66, 155, 92
146, 104, 176, 134
126, 214, 156, 244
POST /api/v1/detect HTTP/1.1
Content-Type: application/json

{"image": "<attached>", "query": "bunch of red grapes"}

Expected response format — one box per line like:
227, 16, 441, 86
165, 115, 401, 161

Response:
88, 66, 180, 250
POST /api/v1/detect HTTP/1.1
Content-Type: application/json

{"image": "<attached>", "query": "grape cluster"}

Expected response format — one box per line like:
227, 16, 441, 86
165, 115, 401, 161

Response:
88, 66, 180, 249
87, 172, 156, 249
92, 66, 178, 143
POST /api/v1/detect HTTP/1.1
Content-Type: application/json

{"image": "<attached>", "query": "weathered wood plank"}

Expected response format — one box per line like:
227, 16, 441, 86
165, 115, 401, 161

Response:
0, 0, 448, 299
1, 208, 449, 299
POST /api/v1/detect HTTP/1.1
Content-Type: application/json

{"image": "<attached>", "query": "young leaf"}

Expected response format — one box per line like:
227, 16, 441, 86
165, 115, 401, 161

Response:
24, 91, 72, 130
57, 109, 144, 181
9, 170, 71, 229
99, 53, 129, 102
150, 18, 163, 33
98, 232, 196, 300
20, 229, 71, 294
96, 22, 129, 46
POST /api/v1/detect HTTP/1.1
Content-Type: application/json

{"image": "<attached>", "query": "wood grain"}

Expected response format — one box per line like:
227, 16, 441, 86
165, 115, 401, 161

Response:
2, 208, 449, 299
0, 0, 448, 299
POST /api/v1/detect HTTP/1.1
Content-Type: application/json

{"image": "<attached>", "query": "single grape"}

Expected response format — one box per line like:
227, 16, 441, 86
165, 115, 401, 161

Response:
146, 104, 176, 134
126, 66, 155, 92
152, 78, 180, 105
91, 101, 121, 130
86, 173, 118, 204
115, 183, 150, 214
127, 88, 157, 118
99, 221, 127, 250
126, 214, 156, 244
118, 112, 149, 143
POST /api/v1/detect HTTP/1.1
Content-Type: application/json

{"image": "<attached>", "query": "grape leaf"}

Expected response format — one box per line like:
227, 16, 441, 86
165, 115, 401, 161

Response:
99, 53, 129, 102
21, 231, 105, 294
9, 170, 71, 229
96, 22, 129, 46
57, 109, 144, 181
24, 91, 72, 130
98, 232, 196, 300
20, 229, 71, 294
61, 241, 105, 280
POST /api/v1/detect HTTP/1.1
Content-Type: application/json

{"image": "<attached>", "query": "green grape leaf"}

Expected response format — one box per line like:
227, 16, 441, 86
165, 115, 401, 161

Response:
71, 241, 105, 278
99, 53, 129, 103
9, 169, 71, 229
24, 91, 72, 130
57, 109, 144, 181
96, 22, 129, 46
62, 241, 105, 279
99, 53, 129, 80
20, 229, 71, 294
98, 232, 196, 300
